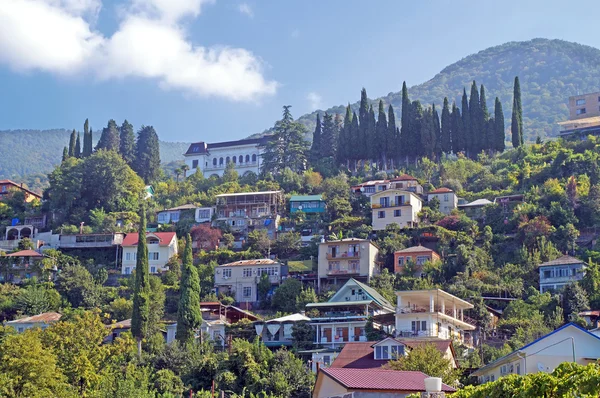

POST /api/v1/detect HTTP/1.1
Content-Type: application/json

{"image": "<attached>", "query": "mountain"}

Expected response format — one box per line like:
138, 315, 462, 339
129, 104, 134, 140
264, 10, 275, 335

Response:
0, 129, 190, 184
289, 38, 600, 143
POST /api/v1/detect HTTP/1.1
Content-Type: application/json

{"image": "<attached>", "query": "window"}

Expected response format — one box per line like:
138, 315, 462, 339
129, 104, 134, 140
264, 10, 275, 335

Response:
239, 155, 243, 163
364, 186, 375, 193
257, 267, 278, 276
219, 157, 224, 165
443, 194, 449, 202
126, 253, 132, 261
125, 267, 131, 275
391, 345, 404, 359
348, 260, 359, 272
375, 345, 404, 360
243, 287, 252, 298
416, 255, 429, 265
226, 156, 230, 164
328, 261, 340, 271
222, 268, 232, 278
192, 160, 199, 169
192, 146, 200, 152
149, 252, 159, 261
395, 195, 405, 205
197, 209, 211, 219
171, 212, 180, 223
18, 327, 24, 333
379, 197, 389, 207
397, 256, 404, 266
576, 99, 586, 105
411, 321, 427, 333
491, 375, 495, 382
394, 209, 401, 217
243, 268, 252, 277
232, 156, 236, 163
245, 155, 250, 162
571, 268, 577, 276
543, 269, 552, 279
323, 355, 331, 366
378, 210, 385, 219
577, 108, 587, 115
516, 364, 521, 375
1, 186, 6, 193
213, 158, 217, 166
252, 154, 257, 162
150, 266, 156, 273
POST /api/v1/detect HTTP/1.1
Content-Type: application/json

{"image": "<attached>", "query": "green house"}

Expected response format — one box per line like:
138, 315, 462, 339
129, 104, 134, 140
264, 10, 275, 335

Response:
289, 195, 326, 213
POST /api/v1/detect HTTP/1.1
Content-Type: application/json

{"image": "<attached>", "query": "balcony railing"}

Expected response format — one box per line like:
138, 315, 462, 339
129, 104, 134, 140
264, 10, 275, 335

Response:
327, 269, 360, 276
317, 335, 368, 344
371, 201, 407, 209
396, 306, 476, 326
326, 251, 360, 260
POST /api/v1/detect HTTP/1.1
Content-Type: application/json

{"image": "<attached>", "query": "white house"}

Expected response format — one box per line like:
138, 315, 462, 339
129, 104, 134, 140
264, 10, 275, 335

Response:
183, 136, 272, 179
156, 204, 197, 224
472, 323, 600, 383
370, 189, 423, 230
121, 232, 178, 275
427, 187, 458, 215
538, 255, 586, 293
214, 259, 283, 304
5, 312, 62, 333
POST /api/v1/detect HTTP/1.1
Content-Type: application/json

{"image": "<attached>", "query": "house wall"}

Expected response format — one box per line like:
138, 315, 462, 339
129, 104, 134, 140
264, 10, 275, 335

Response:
121, 238, 178, 274
569, 92, 600, 120
6, 321, 52, 333
214, 264, 281, 303
428, 192, 457, 215
314, 375, 413, 398
184, 143, 264, 178
317, 241, 379, 284
371, 191, 422, 231
393, 251, 440, 274
539, 263, 585, 293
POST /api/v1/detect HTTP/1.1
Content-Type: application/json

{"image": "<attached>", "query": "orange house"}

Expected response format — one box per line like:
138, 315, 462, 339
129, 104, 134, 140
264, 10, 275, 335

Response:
393, 245, 440, 275
0, 180, 42, 203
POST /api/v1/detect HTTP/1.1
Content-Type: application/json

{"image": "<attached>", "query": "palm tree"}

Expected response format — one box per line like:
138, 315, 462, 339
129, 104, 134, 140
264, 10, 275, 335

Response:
181, 165, 190, 179
174, 168, 182, 182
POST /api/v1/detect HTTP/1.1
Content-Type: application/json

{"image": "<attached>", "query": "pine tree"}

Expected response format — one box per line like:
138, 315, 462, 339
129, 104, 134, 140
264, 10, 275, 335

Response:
451, 102, 464, 153
432, 103, 442, 161
62, 147, 69, 162
131, 205, 150, 359
176, 234, 202, 345
96, 119, 120, 152
400, 81, 411, 165
441, 97, 452, 154
82, 119, 92, 157
511, 76, 523, 148
387, 104, 398, 169
494, 97, 506, 153
261, 106, 309, 175
135, 126, 161, 184
375, 100, 388, 169
309, 113, 322, 164
468, 81, 481, 157
321, 113, 336, 158
68, 129, 77, 157
74, 133, 81, 158
461, 88, 470, 154
119, 120, 136, 166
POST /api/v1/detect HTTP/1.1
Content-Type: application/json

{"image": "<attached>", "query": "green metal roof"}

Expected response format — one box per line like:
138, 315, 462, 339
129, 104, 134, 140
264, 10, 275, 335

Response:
305, 300, 374, 308
289, 195, 323, 202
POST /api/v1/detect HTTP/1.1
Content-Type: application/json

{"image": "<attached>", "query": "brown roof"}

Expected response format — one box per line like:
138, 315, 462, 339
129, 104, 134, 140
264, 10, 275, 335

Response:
5, 249, 44, 257
218, 259, 278, 267
538, 255, 584, 268
122, 232, 177, 247
428, 187, 453, 194
394, 245, 438, 255
108, 319, 132, 329
7, 312, 62, 324
0, 180, 42, 198
391, 174, 418, 181
320, 368, 455, 392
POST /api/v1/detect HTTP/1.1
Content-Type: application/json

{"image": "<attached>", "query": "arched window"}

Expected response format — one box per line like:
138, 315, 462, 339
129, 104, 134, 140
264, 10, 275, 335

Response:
252, 154, 257, 162
213, 158, 217, 166
219, 157, 224, 165
239, 155, 243, 163
245, 155, 250, 163
226, 156, 230, 164
232, 156, 236, 163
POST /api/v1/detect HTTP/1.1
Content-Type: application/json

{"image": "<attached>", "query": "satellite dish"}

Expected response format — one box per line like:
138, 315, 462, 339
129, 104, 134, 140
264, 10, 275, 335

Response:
537, 362, 545, 372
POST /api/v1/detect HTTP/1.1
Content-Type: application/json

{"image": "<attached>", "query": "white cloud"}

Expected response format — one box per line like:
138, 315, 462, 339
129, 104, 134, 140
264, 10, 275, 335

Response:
307, 92, 322, 110
237, 3, 253, 18
0, 0, 276, 101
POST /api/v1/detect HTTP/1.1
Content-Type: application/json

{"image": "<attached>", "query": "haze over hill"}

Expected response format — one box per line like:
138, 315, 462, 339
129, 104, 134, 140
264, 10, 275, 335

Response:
3, 38, 600, 183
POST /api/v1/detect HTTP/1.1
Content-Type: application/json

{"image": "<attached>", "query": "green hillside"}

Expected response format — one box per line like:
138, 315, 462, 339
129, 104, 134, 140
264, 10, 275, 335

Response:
291, 38, 600, 142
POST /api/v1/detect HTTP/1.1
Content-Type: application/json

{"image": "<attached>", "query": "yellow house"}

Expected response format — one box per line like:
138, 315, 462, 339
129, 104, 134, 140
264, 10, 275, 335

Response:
370, 189, 422, 231
317, 239, 379, 289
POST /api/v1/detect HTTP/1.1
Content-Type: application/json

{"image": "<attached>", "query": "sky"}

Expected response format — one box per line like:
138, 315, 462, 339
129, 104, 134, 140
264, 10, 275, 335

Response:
1, 0, 600, 143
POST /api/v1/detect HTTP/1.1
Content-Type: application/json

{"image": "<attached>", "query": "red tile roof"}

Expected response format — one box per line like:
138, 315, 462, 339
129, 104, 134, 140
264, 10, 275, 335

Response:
321, 368, 455, 392
5, 249, 44, 257
391, 174, 418, 181
7, 312, 62, 324
121, 232, 177, 247
0, 180, 42, 198
428, 187, 453, 194
394, 245, 438, 255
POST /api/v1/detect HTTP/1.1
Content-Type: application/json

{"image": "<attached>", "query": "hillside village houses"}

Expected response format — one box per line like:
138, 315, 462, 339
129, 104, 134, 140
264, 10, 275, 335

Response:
393, 245, 441, 276
0, 179, 42, 203
5, 312, 62, 333
371, 189, 423, 230
317, 238, 380, 289
157, 204, 215, 225
427, 187, 458, 214
538, 255, 586, 293
121, 232, 178, 275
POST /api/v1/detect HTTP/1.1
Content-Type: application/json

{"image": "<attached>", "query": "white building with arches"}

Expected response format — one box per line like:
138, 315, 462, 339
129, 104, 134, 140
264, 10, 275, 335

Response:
183, 136, 272, 179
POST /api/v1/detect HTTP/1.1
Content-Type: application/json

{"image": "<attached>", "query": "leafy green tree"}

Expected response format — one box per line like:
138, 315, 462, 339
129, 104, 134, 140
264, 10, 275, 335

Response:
273, 232, 301, 258
387, 104, 398, 169
222, 161, 239, 183
336, 105, 352, 166
96, 119, 120, 152
562, 282, 589, 322
494, 96, 505, 152
358, 88, 370, 163
511, 76, 523, 148
247, 229, 271, 256
257, 273, 271, 308
451, 102, 464, 154
461, 88, 470, 154
55, 263, 99, 308
420, 106, 435, 159
119, 120, 136, 166
388, 343, 460, 386
15, 285, 59, 315
296, 286, 318, 312
468, 81, 481, 157
268, 349, 314, 398
292, 321, 314, 350
321, 112, 337, 158
131, 205, 151, 359
272, 278, 302, 313
400, 81, 411, 165
176, 235, 202, 345
134, 125, 161, 183
62, 146, 69, 162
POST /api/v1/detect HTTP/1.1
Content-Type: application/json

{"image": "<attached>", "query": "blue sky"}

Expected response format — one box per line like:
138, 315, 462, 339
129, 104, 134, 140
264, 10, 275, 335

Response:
1, 0, 599, 143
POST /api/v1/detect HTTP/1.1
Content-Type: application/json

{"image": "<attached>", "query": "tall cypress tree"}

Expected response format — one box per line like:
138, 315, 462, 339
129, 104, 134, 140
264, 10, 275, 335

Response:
337, 105, 352, 166
511, 76, 523, 147
68, 129, 77, 157
82, 119, 93, 157
135, 126, 161, 183
400, 81, 411, 164
432, 104, 441, 161
366, 104, 376, 166
441, 97, 452, 154
420, 107, 435, 159
451, 102, 464, 154
320, 113, 336, 158
461, 88, 470, 155
176, 234, 202, 345
74, 133, 81, 158
480, 84, 490, 152
350, 112, 360, 170
62, 146, 69, 162
96, 119, 120, 152
310, 113, 322, 163
494, 97, 506, 153
387, 104, 398, 169
131, 205, 150, 359
358, 88, 370, 162
332, 113, 342, 161
410, 100, 424, 161
375, 100, 388, 168
119, 120, 136, 166
468, 81, 481, 157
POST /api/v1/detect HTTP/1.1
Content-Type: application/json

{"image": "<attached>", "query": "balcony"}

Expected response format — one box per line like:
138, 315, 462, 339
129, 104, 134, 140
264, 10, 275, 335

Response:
326, 251, 360, 260
395, 328, 473, 346
371, 201, 407, 209
396, 305, 476, 327
205, 161, 258, 172
327, 269, 360, 276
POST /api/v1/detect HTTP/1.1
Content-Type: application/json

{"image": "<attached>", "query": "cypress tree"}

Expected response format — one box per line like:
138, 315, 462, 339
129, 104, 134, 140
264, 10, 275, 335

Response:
176, 234, 202, 345
468, 81, 481, 157
461, 88, 470, 155
131, 205, 150, 359
350, 112, 360, 171
62, 147, 69, 162
451, 102, 464, 154
387, 104, 398, 169
135, 126, 161, 183
441, 97, 452, 154
82, 119, 92, 157
400, 81, 411, 164
96, 119, 120, 152
366, 104, 376, 166
511, 76, 523, 147
320, 113, 335, 158
74, 133, 81, 158
420, 107, 435, 159
480, 84, 490, 152
119, 120, 136, 166
375, 100, 388, 168
410, 100, 423, 161
310, 113, 322, 163
332, 113, 342, 161
494, 97, 506, 153
337, 105, 352, 166
68, 129, 77, 157
432, 104, 441, 161
358, 88, 370, 162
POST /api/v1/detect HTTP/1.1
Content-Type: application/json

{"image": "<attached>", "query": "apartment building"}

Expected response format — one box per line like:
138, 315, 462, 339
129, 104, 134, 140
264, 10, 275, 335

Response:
427, 187, 458, 215
350, 180, 390, 196
214, 259, 284, 304
394, 245, 441, 275
389, 174, 423, 194
370, 189, 423, 230
215, 191, 283, 238
121, 232, 178, 275
317, 238, 380, 289
538, 255, 585, 293
558, 91, 600, 138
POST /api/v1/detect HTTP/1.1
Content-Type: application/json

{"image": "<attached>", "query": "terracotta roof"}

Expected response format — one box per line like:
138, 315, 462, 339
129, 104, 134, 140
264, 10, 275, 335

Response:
321, 368, 455, 392
331, 340, 453, 369
7, 312, 62, 324
0, 180, 42, 198
428, 187, 453, 194
391, 174, 418, 181
5, 249, 44, 257
218, 258, 278, 267
394, 245, 438, 255
121, 232, 177, 247
538, 255, 584, 268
